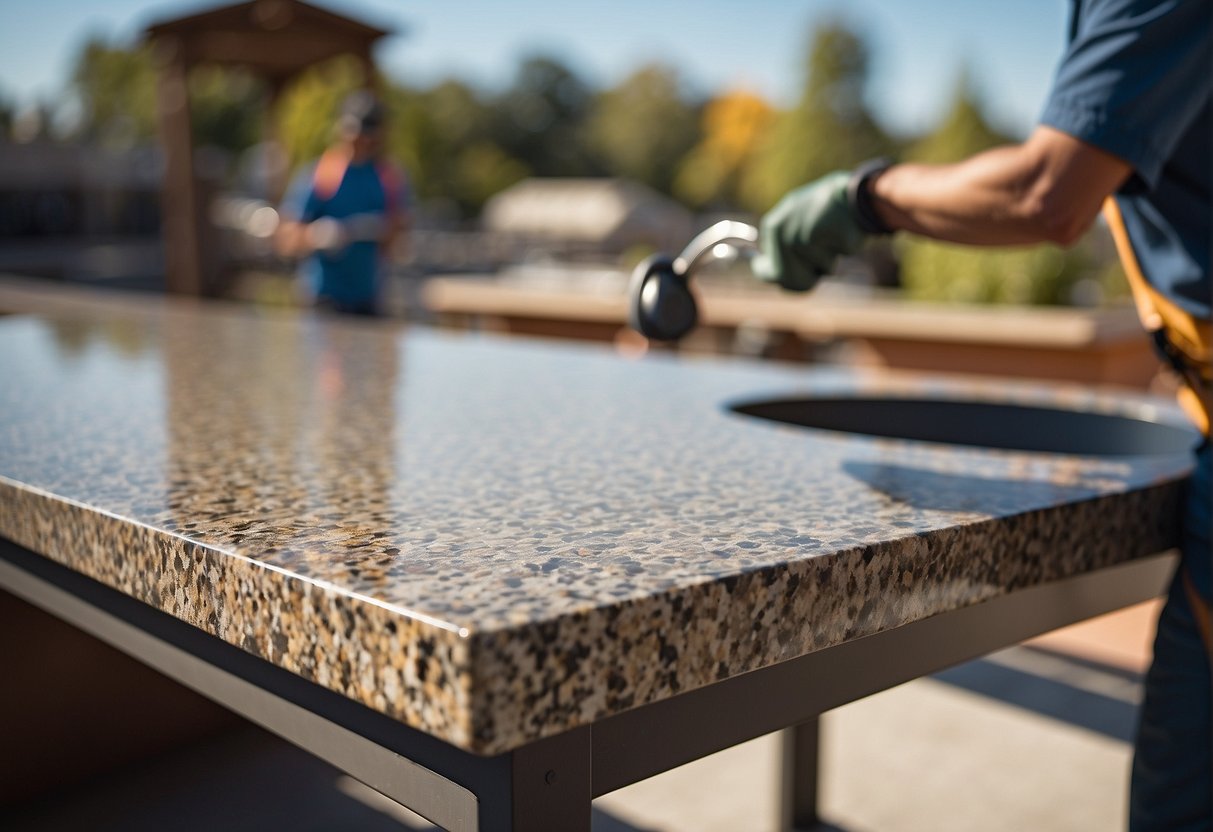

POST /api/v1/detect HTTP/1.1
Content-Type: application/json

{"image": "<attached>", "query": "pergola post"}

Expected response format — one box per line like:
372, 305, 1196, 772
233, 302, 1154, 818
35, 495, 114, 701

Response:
153, 42, 206, 297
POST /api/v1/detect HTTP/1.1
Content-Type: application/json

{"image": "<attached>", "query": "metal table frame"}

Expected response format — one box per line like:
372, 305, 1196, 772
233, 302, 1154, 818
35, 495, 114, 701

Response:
0, 539, 1176, 832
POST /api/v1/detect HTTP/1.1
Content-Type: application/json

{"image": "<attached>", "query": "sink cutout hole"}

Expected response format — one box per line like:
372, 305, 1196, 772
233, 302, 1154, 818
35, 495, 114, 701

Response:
729, 397, 1199, 456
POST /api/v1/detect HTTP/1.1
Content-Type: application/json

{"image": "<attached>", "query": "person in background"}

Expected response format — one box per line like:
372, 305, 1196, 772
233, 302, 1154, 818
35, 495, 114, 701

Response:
752, 1, 1210, 828
276, 90, 411, 316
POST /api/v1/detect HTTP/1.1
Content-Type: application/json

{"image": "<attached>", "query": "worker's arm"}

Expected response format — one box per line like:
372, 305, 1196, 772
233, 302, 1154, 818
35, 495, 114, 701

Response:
275, 163, 343, 259
384, 211, 411, 261
868, 126, 1132, 247
277, 215, 355, 258
753, 127, 1133, 292
275, 219, 314, 258
374, 163, 413, 261
379, 190, 408, 260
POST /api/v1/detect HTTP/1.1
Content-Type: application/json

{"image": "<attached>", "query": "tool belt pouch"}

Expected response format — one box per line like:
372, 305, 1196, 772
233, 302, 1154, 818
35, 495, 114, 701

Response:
1103, 199, 1212, 437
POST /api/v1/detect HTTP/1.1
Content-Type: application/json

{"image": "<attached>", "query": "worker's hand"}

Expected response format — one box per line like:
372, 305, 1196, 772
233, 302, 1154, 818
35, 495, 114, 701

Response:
341, 212, 388, 243
751, 171, 866, 292
307, 217, 349, 254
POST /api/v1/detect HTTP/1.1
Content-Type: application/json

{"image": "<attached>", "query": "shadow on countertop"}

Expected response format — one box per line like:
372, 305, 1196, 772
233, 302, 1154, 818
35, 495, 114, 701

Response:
842, 459, 1134, 514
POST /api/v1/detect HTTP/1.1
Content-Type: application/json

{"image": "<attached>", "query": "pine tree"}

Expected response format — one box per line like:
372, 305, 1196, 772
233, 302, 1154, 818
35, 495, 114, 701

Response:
740, 22, 890, 212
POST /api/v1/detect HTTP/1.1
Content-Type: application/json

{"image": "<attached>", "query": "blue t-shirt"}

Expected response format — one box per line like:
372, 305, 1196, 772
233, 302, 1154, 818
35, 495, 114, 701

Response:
283, 160, 401, 308
1040, 0, 1211, 319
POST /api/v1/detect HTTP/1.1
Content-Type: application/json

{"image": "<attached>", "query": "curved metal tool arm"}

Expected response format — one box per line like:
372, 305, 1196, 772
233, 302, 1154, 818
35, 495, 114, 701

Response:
673, 220, 759, 276
628, 219, 760, 342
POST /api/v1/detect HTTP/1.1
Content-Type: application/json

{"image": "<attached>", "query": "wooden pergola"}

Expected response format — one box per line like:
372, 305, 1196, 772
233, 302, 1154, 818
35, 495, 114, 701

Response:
145, 0, 393, 296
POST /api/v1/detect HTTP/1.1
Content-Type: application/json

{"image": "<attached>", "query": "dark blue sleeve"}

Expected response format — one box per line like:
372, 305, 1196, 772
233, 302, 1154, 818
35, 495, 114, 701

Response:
280, 163, 321, 223
1040, 0, 1212, 190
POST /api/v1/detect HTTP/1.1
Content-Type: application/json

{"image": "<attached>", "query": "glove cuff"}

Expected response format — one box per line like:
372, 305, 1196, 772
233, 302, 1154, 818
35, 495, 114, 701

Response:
847, 157, 895, 236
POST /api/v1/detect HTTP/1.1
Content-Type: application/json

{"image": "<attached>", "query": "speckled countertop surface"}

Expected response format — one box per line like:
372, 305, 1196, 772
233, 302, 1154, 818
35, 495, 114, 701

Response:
0, 302, 1195, 754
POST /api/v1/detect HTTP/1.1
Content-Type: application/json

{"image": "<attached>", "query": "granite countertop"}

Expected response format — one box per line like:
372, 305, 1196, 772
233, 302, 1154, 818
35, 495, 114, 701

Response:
0, 302, 1194, 754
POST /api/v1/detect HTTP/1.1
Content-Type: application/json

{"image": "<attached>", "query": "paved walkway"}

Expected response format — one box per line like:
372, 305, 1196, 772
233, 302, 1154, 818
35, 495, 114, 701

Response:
597, 645, 1141, 832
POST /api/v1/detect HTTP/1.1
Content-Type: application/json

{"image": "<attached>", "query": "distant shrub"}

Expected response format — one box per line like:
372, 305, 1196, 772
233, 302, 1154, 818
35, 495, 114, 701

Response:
898, 238, 1093, 306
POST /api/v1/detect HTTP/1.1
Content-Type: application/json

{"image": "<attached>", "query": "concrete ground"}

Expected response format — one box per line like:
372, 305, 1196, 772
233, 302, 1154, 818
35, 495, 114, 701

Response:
3, 606, 1153, 832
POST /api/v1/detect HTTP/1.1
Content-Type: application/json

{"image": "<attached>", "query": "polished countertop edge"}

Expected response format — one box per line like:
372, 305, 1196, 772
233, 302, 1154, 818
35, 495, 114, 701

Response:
0, 469, 1183, 755
458, 480, 1184, 752
0, 478, 480, 750
0, 475, 468, 636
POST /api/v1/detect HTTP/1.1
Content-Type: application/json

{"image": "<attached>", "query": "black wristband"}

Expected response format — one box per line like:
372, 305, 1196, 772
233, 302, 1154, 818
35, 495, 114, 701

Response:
847, 157, 895, 236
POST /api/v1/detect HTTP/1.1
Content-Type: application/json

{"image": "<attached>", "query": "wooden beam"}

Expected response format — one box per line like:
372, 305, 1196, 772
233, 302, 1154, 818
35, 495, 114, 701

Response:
187, 30, 374, 73
146, 0, 391, 41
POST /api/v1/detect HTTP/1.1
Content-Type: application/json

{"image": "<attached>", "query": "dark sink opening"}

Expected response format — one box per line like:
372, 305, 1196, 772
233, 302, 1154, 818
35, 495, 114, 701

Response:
730, 397, 1199, 456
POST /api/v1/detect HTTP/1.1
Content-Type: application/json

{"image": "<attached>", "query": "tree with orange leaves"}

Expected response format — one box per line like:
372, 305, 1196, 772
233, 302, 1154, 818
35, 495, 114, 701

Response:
674, 90, 775, 211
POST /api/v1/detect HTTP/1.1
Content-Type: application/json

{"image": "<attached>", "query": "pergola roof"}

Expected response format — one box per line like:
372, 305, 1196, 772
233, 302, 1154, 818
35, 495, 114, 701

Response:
144, 0, 395, 78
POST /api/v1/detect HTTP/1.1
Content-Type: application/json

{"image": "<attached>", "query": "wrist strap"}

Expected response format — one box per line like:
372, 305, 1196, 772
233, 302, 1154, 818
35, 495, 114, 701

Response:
847, 157, 895, 235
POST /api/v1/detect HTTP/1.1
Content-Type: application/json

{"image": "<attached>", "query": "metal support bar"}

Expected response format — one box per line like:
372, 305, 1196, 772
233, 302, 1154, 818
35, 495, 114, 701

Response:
0, 542, 484, 832
780, 719, 821, 832
591, 552, 1176, 795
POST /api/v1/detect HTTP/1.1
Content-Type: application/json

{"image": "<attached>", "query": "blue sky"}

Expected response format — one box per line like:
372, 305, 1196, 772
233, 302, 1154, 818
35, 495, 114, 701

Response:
0, 0, 1069, 137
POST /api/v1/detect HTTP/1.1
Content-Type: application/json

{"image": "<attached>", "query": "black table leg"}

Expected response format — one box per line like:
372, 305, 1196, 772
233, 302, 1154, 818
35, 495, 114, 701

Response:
480, 726, 592, 832
779, 718, 821, 832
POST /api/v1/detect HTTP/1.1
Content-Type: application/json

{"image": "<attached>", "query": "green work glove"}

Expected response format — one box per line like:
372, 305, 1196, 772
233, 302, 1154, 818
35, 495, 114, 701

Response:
751, 171, 867, 293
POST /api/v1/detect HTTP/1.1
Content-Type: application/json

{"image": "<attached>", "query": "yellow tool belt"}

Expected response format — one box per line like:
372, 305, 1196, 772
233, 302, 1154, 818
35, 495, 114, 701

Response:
1103, 198, 1212, 437
1105, 198, 1213, 653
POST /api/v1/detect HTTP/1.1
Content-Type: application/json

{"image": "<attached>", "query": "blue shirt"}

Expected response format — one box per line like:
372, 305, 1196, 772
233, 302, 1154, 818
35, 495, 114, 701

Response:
1040, 0, 1211, 319
283, 160, 397, 308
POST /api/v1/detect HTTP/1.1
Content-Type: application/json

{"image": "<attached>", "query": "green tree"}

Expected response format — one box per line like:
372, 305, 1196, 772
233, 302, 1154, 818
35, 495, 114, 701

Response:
386, 79, 529, 214
383, 82, 440, 199
904, 68, 1012, 163
276, 55, 366, 173
900, 241, 1092, 305
450, 142, 530, 209
187, 65, 264, 155
70, 37, 159, 147
494, 55, 598, 177
741, 21, 890, 212
70, 35, 262, 161
585, 64, 701, 194
420, 79, 494, 151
